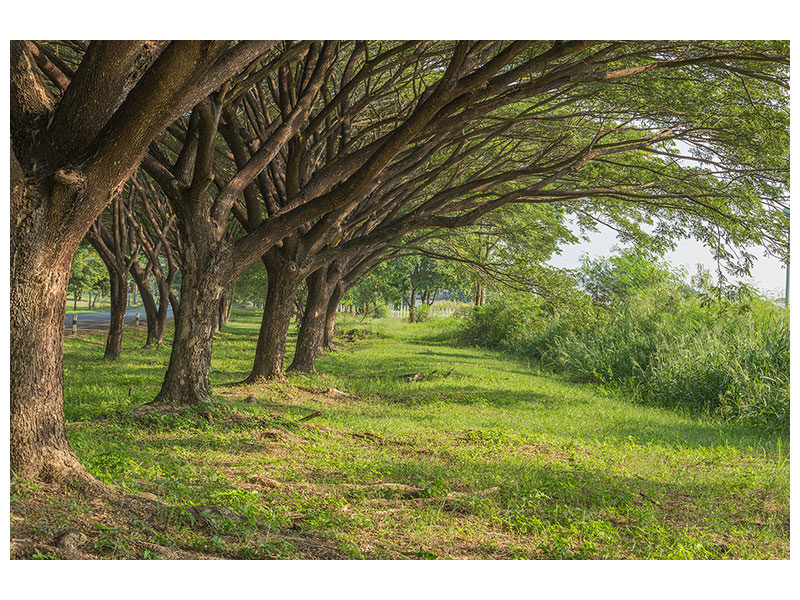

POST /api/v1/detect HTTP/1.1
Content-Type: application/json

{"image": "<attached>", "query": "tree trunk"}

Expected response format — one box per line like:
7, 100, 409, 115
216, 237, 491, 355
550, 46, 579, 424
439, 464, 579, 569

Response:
154, 265, 224, 405
131, 263, 168, 348
474, 283, 485, 307
288, 269, 330, 373
11, 218, 100, 489
245, 258, 300, 382
169, 290, 180, 318
324, 281, 345, 348
104, 269, 127, 359
408, 286, 417, 323
216, 288, 232, 333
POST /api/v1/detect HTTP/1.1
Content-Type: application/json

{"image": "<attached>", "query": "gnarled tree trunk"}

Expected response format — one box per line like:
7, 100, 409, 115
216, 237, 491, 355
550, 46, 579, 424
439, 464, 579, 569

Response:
11, 196, 101, 490
245, 255, 300, 382
154, 261, 224, 405
288, 269, 329, 373
290, 263, 343, 373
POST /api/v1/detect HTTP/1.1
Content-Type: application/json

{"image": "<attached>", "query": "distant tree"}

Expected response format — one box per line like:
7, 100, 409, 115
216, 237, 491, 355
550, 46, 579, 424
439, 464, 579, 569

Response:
67, 243, 107, 309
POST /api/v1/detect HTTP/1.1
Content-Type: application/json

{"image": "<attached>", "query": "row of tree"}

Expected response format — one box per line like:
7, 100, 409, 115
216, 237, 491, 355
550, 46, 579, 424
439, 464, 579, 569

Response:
10, 40, 789, 491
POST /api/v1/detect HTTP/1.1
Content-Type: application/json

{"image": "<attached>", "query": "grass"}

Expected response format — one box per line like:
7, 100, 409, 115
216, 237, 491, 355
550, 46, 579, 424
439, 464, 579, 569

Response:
10, 310, 790, 560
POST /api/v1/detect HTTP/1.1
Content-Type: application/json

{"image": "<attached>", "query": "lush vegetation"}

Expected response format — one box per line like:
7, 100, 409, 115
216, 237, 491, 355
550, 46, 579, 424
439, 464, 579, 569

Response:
457, 251, 789, 430
10, 311, 789, 560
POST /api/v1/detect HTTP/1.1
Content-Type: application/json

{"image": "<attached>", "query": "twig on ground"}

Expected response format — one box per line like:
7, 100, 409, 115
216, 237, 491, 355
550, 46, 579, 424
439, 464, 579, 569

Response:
297, 410, 322, 423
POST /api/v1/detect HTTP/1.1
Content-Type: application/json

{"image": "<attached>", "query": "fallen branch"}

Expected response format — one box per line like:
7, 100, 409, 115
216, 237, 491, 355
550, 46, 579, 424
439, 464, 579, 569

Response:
638, 492, 664, 508
352, 432, 384, 444
297, 410, 323, 423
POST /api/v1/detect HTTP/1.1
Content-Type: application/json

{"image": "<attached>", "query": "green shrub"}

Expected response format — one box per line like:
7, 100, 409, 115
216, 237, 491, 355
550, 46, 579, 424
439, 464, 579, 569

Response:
412, 303, 430, 322
456, 256, 789, 429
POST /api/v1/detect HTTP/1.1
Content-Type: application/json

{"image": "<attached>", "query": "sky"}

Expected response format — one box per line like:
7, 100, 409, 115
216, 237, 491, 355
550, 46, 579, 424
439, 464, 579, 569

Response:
548, 223, 788, 298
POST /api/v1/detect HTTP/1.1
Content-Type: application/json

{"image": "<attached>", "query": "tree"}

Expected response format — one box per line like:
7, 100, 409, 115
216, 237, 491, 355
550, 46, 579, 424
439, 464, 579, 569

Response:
87, 186, 141, 359
126, 173, 182, 347
11, 40, 274, 487
67, 243, 107, 310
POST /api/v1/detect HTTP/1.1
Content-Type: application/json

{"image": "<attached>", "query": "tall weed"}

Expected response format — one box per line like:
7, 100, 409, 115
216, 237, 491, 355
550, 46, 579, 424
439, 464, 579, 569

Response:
457, 256, 789, 429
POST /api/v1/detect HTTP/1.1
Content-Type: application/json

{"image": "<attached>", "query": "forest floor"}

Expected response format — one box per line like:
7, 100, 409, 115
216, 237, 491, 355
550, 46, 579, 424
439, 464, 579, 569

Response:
10, 310, 790, 559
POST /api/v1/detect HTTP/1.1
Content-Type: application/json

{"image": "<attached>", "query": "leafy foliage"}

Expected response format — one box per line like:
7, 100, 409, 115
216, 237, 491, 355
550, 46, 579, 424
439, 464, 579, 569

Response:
68, 243, 109, 300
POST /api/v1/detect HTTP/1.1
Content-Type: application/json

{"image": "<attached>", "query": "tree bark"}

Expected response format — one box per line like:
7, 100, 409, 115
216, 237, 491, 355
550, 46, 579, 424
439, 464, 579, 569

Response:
154, 263, 224, 405
10, 208, 102, 489
288, 268, 331, 373
216, 288, 232, 333
104, 268, 127, 359
131, 262, 169, 348
324, 280, 345, 348
169, 290, 180, 317
245, 254, 301, 381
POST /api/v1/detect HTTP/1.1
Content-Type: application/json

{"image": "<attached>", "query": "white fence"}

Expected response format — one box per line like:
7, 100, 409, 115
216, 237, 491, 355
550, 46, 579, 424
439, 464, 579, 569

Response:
336, 304, 456, 319
390, 305, 455, 319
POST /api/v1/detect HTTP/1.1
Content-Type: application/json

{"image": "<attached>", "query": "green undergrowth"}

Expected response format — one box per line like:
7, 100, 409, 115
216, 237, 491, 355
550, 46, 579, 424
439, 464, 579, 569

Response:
14, 310, 788, 560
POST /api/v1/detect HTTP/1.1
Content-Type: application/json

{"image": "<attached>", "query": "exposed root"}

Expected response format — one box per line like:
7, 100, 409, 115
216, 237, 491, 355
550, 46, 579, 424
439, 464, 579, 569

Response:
242, 372, 286, 385
286, 365, 317, 375
126, 398, 214, 422
32, 454, 117, 500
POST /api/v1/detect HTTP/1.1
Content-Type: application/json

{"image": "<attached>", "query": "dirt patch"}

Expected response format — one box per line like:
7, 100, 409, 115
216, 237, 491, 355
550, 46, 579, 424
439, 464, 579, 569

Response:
9, 478, 344, 560
217, 381, 356, 408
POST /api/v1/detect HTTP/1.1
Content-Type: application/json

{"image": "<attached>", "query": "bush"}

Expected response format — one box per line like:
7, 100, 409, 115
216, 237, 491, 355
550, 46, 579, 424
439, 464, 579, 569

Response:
373, 304, 390, 319
456, 256, 789, 429
412, 303, 430, 322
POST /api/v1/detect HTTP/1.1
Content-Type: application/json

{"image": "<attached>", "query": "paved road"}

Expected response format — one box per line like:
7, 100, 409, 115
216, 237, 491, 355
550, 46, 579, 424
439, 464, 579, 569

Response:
64, 307, 174, 332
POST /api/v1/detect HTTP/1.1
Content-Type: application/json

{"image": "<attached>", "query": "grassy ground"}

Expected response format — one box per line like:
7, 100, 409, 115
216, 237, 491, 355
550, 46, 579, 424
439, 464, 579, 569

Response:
10, 310, 789, 559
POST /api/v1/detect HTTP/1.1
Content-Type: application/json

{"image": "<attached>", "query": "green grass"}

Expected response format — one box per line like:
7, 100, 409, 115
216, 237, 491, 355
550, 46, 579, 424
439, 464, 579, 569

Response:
20, 309, 788, 559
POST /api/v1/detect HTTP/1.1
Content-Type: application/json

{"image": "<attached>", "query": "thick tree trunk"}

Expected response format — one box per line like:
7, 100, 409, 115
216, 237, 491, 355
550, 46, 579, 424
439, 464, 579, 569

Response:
154, 264, 224, 405
246, 257, 300, 382
288, 269, 330, 373
11, 219, 101, 489
104, 269, 127, 359
324, 281, 345, 348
